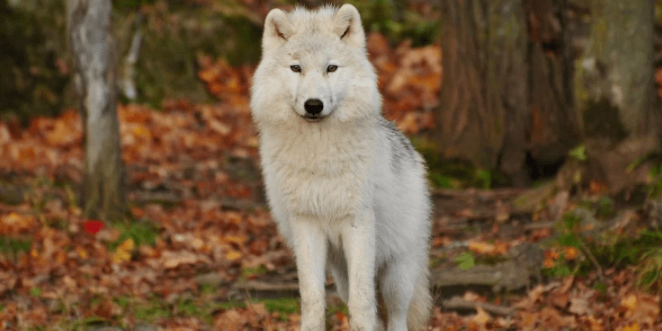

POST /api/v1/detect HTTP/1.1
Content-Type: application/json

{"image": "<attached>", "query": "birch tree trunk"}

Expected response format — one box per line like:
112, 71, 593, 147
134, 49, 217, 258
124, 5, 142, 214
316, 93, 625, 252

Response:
575, 0, 662, 192
68, 0, 127, 220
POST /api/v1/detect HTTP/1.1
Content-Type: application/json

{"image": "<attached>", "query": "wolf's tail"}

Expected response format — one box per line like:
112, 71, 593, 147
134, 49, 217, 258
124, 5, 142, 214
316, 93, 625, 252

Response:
407, 268, 432, 331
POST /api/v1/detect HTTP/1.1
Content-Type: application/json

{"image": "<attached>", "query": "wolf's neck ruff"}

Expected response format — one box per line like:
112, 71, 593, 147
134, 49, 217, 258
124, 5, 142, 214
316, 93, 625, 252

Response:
260, 118, 377, 175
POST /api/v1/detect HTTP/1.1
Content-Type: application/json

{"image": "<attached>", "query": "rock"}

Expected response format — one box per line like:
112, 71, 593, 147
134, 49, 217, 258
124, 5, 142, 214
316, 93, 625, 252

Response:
135, 324, 158, 331
432, 243, 544, 293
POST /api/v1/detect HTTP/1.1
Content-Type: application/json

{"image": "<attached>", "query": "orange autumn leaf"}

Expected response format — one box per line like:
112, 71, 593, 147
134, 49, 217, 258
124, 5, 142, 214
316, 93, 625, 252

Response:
468, 240, 508, 256
564, 247, 578, 260
589, 180, 609, 194
225, 250, 242, 261
112, 238, 135, 264
545, 249, 560, 260
198, 68, 219, 83
621, 294, 637, 311
0, 212, 35, 235
621, 323, 639, 331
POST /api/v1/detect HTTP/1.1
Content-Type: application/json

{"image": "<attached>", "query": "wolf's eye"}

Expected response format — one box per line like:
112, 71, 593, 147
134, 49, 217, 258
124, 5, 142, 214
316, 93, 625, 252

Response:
327, 65, 338, 73
290, 65, 301, 73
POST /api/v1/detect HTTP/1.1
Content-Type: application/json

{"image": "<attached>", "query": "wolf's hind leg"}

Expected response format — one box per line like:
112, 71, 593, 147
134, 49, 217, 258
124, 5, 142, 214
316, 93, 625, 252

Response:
329, 260, 349, 303
379, 258, 419, 331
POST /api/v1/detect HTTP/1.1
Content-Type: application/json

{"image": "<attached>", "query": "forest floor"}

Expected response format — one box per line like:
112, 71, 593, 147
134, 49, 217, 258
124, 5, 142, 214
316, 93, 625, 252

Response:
1, 33, 662, 331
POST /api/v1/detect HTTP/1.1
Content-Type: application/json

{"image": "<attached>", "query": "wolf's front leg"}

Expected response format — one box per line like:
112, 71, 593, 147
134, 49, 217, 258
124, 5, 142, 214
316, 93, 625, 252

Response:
342, 210, 377, 331
291, 217, 328, 331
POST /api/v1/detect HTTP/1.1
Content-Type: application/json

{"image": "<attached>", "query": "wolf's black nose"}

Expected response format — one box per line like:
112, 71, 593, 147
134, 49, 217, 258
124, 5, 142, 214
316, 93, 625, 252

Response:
304, 99, 324, 115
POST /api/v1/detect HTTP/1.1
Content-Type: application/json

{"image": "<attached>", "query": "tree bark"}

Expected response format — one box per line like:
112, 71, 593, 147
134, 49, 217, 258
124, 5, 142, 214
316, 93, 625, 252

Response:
437, 0, 529, 185
525, 0, 581, 174
575, 0, 662, 192
436, 0, 581, 185
67, 0, 127, 220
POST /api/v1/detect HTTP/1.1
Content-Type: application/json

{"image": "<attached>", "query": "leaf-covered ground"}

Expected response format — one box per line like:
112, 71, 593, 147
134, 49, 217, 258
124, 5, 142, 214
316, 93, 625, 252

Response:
1, 32, 662, 331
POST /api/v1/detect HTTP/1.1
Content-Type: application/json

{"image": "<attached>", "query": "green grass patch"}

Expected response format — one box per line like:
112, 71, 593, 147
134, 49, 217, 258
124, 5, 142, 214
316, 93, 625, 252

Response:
240, 265, 268, 279
114, 296, 130, 309
0, 236, 32, 255
109, 221, 159, 250
649, 161, 662, 198
261, 298, 299, 314
585, 229, 662, 294
592, 230, 662, 267
176, 300, 203, 317
411, 137, 501, 189
200, 284, 218, 295
135, 305, 171, 321
216, 301, 247, 310
29, 287, 41, 298
636, 246, 662, 292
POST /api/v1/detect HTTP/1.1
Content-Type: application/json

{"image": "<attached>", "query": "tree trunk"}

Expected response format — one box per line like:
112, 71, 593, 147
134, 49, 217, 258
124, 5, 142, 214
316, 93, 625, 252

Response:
67, 0, 126, 220
575, 0, 662, 192
437, 0, 529, 185
525, 0, 581, 176
436, 0, 581, 185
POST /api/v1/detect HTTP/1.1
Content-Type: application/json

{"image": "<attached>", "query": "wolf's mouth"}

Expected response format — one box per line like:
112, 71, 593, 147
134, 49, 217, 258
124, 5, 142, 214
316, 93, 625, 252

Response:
302, 114, 324, 123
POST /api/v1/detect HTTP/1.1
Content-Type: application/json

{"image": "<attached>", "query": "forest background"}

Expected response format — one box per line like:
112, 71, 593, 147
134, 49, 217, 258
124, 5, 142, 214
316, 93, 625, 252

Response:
2, 0, 662, 330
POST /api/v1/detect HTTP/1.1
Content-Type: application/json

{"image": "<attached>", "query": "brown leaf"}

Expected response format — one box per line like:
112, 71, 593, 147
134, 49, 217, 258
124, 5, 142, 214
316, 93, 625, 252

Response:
215, 309, 247, 331
161, 250, 209, 269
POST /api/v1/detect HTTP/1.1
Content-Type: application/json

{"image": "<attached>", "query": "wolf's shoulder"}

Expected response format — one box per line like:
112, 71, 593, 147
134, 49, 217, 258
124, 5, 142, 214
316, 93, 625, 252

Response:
377, 117, 420, 171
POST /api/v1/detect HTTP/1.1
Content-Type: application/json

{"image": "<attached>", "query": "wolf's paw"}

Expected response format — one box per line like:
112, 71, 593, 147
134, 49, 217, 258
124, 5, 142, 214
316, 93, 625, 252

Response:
349, 316, 377, 331
300, 321, 325, 331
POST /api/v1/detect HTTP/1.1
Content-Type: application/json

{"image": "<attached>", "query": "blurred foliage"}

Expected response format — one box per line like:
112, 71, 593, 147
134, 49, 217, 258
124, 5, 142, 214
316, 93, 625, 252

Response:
649, 161, 662, 198
114, 0, 158, 12
0, 0, 71, 123
0, 0, 440, 118
115, 1, 263, 107
412, 137, 507, 189
110, 220, 159, 250
347, 0, 439, 47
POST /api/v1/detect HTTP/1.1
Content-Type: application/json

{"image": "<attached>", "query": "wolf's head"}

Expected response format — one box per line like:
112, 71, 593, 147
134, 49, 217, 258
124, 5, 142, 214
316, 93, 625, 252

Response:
251, 4, 380, 125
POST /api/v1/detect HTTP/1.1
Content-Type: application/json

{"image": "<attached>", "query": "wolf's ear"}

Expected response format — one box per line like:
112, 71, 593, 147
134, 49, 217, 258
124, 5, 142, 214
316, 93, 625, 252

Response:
263, 9, 293, 52
333, 4, 365, 48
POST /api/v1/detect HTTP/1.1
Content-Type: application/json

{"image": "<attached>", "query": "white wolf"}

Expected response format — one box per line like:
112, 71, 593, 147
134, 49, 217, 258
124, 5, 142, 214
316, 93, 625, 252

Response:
250, 4, 432, 331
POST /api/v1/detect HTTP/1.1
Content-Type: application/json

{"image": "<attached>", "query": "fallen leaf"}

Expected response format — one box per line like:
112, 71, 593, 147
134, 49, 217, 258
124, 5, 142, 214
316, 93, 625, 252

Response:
472, 306, 491, 325
83, 220, 104, 235
215, 309, 246, 331
569, 297, 590, 315
161, 250, 209, 269
621, 323, 639, 331
564, 247, 578, 260
112, 238, 135, 264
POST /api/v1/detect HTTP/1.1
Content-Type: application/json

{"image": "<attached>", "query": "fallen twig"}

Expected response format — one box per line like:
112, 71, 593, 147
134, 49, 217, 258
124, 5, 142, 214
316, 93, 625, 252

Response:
579, 239, 605, 281
442, 296, 514, 316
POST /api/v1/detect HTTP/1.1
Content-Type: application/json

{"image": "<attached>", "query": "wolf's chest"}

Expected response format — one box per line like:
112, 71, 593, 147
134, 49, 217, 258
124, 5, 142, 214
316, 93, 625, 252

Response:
259, 123, 376, 217
266, 154, 369, 217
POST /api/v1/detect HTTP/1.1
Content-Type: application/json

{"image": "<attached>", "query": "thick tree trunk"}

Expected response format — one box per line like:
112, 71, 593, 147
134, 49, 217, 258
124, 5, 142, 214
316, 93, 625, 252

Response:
437, 0, 528, 184
437, 0, 581, 185
525, 0, 581, 175
575, 0, 662, 192
67, 0, 126, 220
